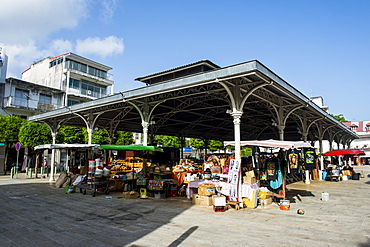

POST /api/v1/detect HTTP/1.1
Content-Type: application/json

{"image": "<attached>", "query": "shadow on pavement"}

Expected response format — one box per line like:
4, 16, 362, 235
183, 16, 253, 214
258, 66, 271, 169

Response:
286, 189, 315, 203
0, 181, 194, 246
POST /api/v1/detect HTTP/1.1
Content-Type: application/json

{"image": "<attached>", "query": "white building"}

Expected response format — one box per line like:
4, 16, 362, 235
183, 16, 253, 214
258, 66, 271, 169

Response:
22, 52, 114, 107
342, 121, 370, 164
0, 46, 8, 83
0, 52, 114, 119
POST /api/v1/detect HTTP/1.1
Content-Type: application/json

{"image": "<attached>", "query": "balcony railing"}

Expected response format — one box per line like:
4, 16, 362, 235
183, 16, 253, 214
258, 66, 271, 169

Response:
4, 96, 62, 112
67, 68, 114, 85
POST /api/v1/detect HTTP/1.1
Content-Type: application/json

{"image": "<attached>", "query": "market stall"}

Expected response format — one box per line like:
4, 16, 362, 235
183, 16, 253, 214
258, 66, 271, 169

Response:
34, 144, 100, 177
322, 149, 365, 181
209, 140, 317, 209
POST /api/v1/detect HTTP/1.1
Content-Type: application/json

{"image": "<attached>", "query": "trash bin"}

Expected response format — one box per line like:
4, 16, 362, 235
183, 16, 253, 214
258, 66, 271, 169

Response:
352, 173, 360, 180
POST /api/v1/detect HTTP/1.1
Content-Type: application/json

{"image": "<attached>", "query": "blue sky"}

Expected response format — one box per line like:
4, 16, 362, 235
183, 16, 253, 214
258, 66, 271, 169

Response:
1, 0, 369, 121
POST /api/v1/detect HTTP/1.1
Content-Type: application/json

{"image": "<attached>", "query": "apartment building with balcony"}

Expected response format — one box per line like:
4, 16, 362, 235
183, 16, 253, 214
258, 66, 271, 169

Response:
22, 52, 114, 107
0, 77, 64, 119
0, 52, 113, 119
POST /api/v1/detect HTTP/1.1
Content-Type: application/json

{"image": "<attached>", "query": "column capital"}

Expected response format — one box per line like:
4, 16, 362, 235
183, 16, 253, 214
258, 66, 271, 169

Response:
142, 121, 150, 129
229, 110, 243, 119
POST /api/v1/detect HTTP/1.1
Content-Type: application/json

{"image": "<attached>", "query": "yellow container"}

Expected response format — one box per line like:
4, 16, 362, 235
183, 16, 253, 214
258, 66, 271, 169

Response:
259, 191, 267, 199
140, 188, 147, 197
242, 190, 258, 208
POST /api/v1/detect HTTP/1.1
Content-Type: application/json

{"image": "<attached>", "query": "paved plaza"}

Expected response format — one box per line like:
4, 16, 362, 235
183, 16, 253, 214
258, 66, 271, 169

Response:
0, 166, 369, 247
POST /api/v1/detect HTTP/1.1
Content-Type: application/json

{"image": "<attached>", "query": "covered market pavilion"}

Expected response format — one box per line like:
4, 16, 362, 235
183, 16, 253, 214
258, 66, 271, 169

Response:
29, 59, 359, 181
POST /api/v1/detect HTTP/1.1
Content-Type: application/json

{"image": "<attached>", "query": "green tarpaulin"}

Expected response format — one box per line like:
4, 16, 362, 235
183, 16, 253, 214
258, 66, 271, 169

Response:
99, 144, 163, 152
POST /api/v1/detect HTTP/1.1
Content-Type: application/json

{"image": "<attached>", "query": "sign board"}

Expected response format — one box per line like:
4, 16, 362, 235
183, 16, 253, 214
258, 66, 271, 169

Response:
15, 142, 21, 151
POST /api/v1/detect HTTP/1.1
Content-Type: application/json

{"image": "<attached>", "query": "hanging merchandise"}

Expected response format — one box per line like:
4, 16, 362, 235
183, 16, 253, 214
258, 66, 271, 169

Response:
266, 157, 278, 180
286, 148, 300, 173
304, 148, 317, 170
252, 146, 262, 169
270, 169, 283, 189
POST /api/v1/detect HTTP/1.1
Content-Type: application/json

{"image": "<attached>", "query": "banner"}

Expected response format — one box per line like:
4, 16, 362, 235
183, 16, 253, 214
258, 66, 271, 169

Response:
227, 159, 241, 201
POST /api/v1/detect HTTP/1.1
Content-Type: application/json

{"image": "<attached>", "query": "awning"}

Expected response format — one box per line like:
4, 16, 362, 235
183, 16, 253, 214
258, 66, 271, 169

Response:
99, 144, 163, 152
224, 140, 313, 149
322, 149, 365, 156
34, 144, 100, 150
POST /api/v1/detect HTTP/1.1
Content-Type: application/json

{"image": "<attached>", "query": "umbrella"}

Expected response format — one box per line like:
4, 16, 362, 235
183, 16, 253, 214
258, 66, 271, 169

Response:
322, 149, 365, 156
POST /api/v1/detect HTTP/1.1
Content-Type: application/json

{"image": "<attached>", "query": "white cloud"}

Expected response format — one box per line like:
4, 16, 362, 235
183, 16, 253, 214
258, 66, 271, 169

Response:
0, 0, 123, 78
75, 36, 124, 58
5, 41, 48, 77
0, 0, 88, 44
50, 39, 74, 55
100, 0, 118, 23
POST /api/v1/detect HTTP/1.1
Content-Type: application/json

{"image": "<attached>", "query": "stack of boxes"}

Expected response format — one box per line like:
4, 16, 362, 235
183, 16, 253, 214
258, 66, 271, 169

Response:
192, 183, 215, 206
192, 183, 226, 211
242, 171, 258, 208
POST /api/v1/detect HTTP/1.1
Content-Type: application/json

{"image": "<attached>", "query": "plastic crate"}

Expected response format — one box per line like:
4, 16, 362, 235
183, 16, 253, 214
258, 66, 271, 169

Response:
213, 205, 227, 212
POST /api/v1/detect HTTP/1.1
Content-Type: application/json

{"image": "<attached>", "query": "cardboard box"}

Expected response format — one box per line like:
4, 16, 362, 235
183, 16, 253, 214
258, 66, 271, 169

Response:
243, 176, 257, 184
342, 170, 351, 176
122, 191, 138, 199
192, 194, 213, 206
212, 195, 226, 206
198, 183, 216, 196
261, 197, 272, 205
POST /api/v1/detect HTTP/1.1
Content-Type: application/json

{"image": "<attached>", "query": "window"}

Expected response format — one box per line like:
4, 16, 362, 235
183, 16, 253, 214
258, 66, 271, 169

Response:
81, 80, 106, 98
39, 93, 52, 104
69, 78, 80, 90
50, 58, 63, 68
14, 88, 29, 107
65, 59, 107, 79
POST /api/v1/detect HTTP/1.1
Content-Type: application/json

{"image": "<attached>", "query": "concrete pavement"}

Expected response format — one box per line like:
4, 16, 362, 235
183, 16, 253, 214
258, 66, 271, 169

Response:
0, 166, 369, 247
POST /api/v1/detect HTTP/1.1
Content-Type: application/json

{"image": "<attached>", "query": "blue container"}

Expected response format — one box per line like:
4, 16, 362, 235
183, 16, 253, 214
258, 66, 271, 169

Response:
322, 171, 327, 180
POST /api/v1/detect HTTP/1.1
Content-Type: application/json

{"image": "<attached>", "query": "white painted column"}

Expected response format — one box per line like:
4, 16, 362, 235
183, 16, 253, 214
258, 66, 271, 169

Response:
231, 111, 243, 160
142, 121, 150, 146
49, 132, 57, 182
319, 138, 324, 180
87, 127, 93, 145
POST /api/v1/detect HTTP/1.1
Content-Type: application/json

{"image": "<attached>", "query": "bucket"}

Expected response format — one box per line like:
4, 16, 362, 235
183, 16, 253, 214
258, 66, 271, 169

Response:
342, 175, 348, 181
88, 160, 95, 168
95, 168, 103, 177
321, 192, 329, 201
103, 167, 111, 177
280, 199, 290, 210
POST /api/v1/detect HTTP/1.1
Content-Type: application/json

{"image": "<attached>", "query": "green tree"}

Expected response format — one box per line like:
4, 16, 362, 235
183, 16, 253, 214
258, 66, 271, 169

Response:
0, 115, 24, 144
331, 114, 349, 122
209, 140, 224, 151
190, 138, 207, 157
114, 131, 133, 145
19, 122, 52, 150
155, 135, 182, 148
0, 115, 25, 172
90, 129, 110, 144
190, 138, 205, 149
59, 126, 85, 144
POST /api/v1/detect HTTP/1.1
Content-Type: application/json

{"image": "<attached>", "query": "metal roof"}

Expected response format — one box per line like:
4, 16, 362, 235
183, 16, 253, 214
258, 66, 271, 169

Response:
29, 60, 358, 143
